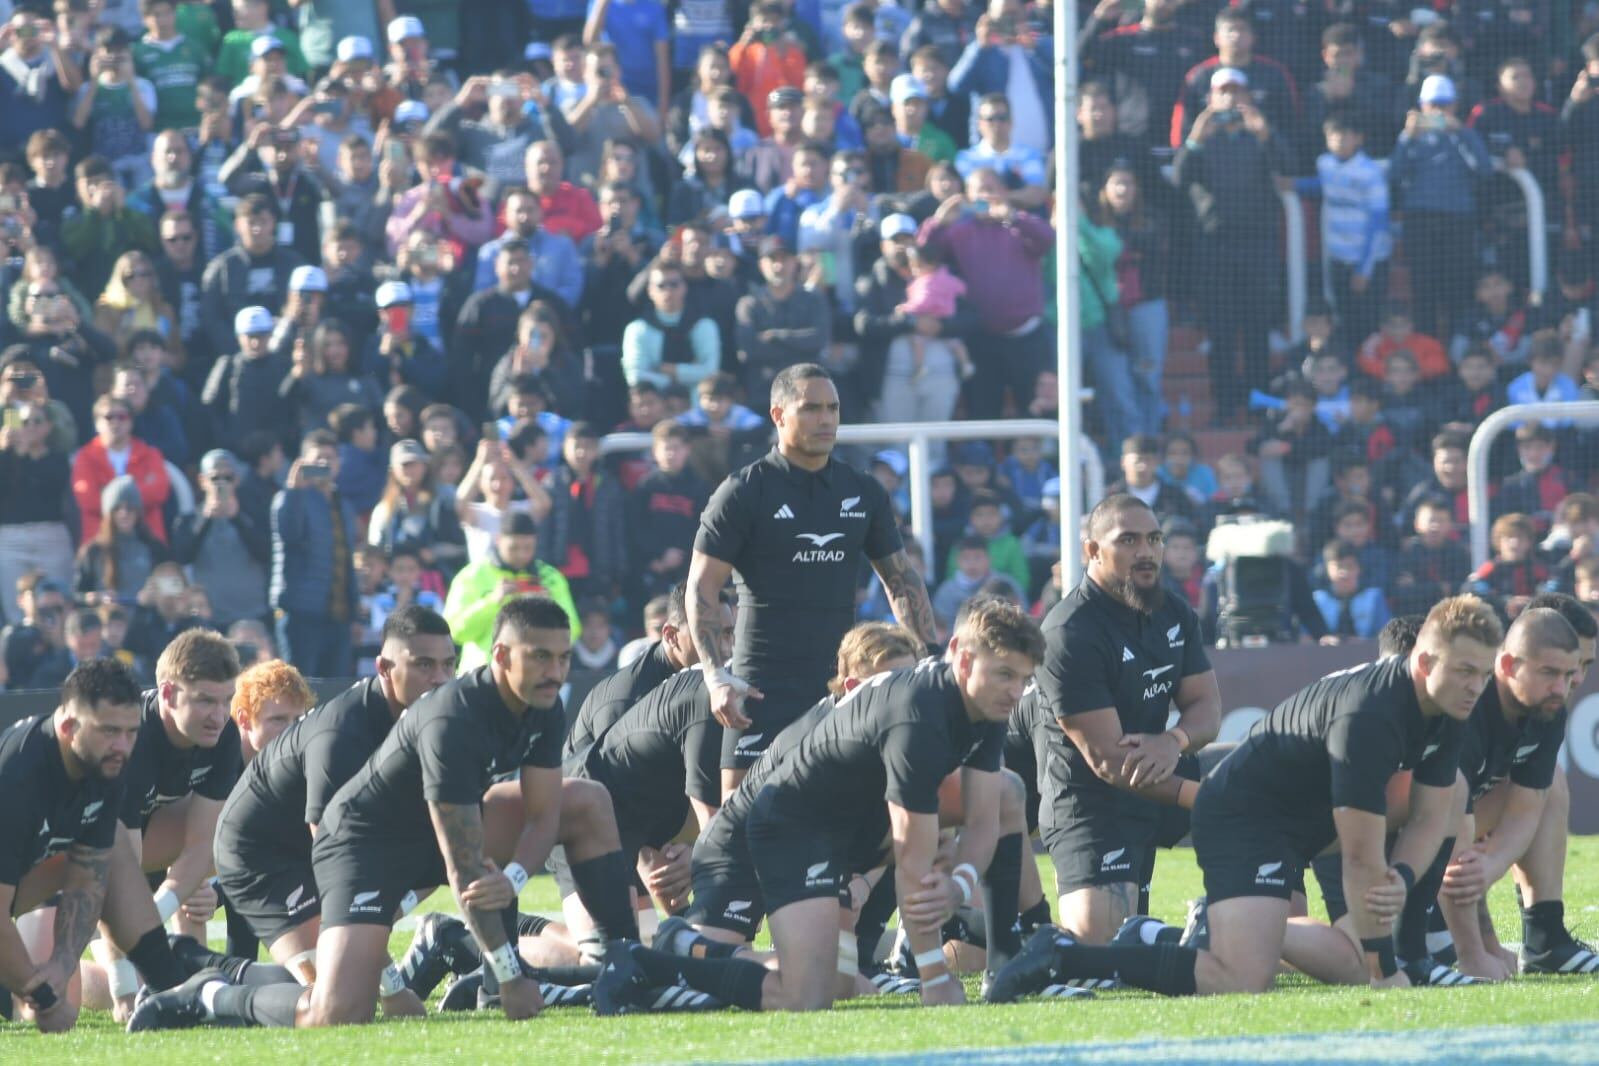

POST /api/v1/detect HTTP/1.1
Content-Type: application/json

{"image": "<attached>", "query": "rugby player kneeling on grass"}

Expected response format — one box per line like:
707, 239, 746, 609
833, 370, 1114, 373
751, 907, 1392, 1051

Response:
0, 662, 143, 1033
129, 596, 637, 1029
988, 594, 1501, 998
592, 600, 1042, 1013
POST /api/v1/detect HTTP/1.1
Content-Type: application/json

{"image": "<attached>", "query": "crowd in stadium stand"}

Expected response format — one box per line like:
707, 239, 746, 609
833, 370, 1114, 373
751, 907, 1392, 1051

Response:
0, 0, 1597, 686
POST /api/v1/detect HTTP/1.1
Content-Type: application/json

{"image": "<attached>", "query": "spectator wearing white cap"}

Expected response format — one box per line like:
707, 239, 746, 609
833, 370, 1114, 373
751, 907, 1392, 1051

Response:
733, 235, 830, 398
722, 187, 769, 272
218, 120, 330, 264
214, 0, 308, 87
269, 265, 328, 357
383, 14, 458, 102
363, 280, 449, 399
424, 72, 574, 192
225, 32, 310, 111
855, 210, 976, 421
289, 0, 383, 73
1391, 71, 1493, 340
1169, 7, 1300, 150
953, 91, 1049, 209
667, 128, 749, 225
170, 448, 271, 628
202, 304, 292, 445
891, 73, 956, 164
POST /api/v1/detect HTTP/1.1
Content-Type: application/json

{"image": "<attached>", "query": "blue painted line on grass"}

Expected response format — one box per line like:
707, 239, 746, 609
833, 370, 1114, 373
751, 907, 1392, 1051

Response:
752, 1021, 1599, 1066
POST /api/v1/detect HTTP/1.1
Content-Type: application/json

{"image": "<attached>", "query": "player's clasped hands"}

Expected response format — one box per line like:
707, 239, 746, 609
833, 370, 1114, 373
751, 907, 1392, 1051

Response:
461, 859, 518, 911
902, 870, 961, 933
1118, 732, 1181, 789
1362, 868, 1408, 926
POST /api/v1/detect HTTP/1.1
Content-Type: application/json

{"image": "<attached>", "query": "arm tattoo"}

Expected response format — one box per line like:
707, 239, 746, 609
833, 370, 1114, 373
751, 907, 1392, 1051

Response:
429, 802, 507, 951
874, 550, 939, 645
688, 585, 724, 671
52, 845, 110, 967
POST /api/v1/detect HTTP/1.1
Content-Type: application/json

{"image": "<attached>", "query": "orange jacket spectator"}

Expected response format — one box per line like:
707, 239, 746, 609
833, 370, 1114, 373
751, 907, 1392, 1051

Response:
1355, 330, 1451, 380
72, 436, 172, 544
729, 36, 806, 136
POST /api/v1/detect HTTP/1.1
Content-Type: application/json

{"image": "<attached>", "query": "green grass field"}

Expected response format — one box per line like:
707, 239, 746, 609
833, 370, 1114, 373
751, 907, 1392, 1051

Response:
6, 838, 1598, 1064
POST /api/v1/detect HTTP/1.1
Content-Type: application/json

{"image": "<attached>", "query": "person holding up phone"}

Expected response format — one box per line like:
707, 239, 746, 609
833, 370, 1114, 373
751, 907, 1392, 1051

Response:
362, 281, 449, 398
269, 431, 360, 677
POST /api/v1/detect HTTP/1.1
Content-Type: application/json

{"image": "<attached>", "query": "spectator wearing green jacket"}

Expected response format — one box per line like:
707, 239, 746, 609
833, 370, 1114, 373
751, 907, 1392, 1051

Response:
944, 490, 1029, 592
213, 0, 308, 87
443, 509, 580, 671
1078, 208, 1137, 466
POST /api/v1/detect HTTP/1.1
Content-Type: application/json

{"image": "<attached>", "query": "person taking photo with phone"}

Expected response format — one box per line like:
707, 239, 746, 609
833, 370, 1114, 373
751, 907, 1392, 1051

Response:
270, 429, 360, 677
171, 450, 271, 630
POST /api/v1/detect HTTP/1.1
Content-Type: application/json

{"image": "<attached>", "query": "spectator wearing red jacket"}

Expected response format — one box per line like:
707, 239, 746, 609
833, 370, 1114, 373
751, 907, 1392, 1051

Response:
526, 139, 603, 243
71, 394, 172, 544
729, 1, 808, 137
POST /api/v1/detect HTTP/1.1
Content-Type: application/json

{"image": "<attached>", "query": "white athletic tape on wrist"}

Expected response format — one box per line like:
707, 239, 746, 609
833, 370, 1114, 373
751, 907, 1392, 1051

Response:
914, 949, 946, 972
920, 972, 952, 988
837, 931, 859, 977
287, 950, 317, 984
152, 886, 181, 924
486, 942, 521, 983
504, 862, 530, 895
398, 890, 419, 916
953, 863, 979, 904
708, 667, 749, 694
108, 958, 140, 999
379, 964, 406, 997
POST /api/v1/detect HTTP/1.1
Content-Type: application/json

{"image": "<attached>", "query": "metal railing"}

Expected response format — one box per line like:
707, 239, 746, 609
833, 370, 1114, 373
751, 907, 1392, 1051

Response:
1467, 401, 1599, 568
598, 420, 1103, 567
1279, 188, 1307, 345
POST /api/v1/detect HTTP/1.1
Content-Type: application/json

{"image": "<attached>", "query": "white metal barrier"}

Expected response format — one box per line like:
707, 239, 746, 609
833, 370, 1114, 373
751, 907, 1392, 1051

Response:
1280, 189, 1307, 345
1502, 165, 1548, 305
1467, 401, 1599, 568
598, 420, 1103, 568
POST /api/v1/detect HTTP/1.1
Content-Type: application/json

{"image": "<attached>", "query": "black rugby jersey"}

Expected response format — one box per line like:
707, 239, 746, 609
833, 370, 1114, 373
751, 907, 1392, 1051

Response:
1458, 681, 1564, 806
1035, 578, 1208, 812
565, 639, 679, 757
575, 667, 723, 832
0, 715, 123, 884
318, 666, 563, 844
221, 678, 397, 853
696, 449, 901, 685
120, 690, 242, 830
755, 660, 1004, 823
1210, 656, 1463, 842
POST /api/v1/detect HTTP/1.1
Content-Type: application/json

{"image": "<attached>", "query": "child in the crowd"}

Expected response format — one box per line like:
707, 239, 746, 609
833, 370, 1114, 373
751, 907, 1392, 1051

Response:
1157, 431, 1216, 508
1341, 377, 1399, 467
1544, 493, 1599, 594
1252, 380, 1335, 518
1020, 477, 1062, 599
1392, 494, 1472, 617
868, 449, 911, 519
1356, 303, 1450, 381
1313, 539, 1391, 638
1452, 266, 1530, 365
895, 242, 972, 382
366, 545, 445, 636
932, 533, 1024, 635
1444, 343, 1506, 424
929, 465, 972, 575
1379, 347, 1437, 450
1295, 111, 1390, 348
1492, 421, 1570, 532
1160, 516, 1205, 610
1463, 511, 1551, 619
949, 441, 1026, 530
331, 404, 386, 516
1208, 452, 1267, 519
1306, 449, 1381, 554
999, 436, 1057, 521
1506, 329, 1581, 419
1325, 498, 1393, 593
948, 490, 1029, 593
573, 599, 620, 671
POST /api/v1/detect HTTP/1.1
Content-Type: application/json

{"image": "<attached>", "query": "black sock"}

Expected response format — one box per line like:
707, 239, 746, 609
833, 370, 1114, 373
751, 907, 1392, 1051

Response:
1396, 837, 1452, 962
220, 886, 260, 962
856, 869, 898, 963
212, 982, 301, 1028
984, 833, 1024, 970
517, 912, 550, 938
1053, 941, 1199, 997
526, 963, 600, 985
1523, 900, 1567, 954
1153, 925, 1182, 945
229, 962, 298, 986
127, 926, 187, 991
1016, 898, 1052, 937
569, 852, 641, 942
630, 946, 766, 1011
480, 907, 522, 999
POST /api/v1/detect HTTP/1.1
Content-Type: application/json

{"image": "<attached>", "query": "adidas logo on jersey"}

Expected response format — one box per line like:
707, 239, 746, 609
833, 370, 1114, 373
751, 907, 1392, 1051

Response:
773, 505, 795, 519
1122, 647, 1135, 663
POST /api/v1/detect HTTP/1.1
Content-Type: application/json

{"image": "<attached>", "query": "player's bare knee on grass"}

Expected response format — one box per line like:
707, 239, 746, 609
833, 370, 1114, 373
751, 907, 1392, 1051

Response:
1059, 884, 1136, 944
305, 927, 388, 1027
1202, 899, 1289, 994
767, 899, 842, 1011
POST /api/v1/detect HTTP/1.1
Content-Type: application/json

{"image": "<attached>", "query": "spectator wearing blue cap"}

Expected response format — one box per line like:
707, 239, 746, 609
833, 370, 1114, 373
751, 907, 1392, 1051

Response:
214, 0, 308, 87
204, 305, 292, 443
